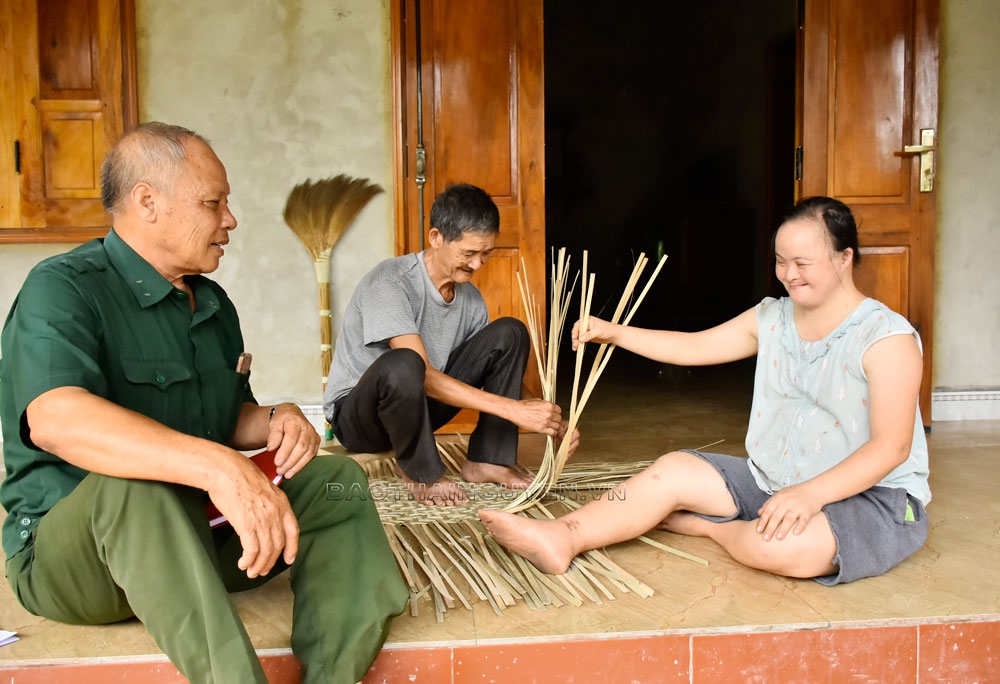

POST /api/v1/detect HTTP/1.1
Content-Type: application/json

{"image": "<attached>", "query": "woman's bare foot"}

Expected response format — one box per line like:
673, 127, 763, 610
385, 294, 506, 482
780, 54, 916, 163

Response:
478, 509, 577, 574
657, 510, 713, 536
401, 473, 468, 506
461, 461, 533, 489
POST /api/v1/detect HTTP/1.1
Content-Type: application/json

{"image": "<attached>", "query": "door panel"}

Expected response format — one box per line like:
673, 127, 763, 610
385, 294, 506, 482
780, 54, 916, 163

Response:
431, 1, 516, 199
854, 247, 910, 317
828, 2, 912, 200
393, 0, 545, 434
800, 0, 938, 425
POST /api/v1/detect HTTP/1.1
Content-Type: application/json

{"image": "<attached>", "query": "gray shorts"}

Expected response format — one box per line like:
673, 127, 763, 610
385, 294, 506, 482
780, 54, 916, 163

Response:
687, 451, 929, 585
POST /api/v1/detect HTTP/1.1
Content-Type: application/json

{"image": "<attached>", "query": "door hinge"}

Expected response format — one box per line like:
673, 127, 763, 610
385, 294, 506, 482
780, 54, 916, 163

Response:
794, 145, 803, 181
797, 0, 805, 29
13, 140, 21, 174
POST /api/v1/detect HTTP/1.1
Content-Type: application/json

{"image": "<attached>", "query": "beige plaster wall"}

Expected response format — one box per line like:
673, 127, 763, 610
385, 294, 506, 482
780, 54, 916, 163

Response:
1, 0, 998, 411
935, 0, 1000, 390
137, 0, 395, 404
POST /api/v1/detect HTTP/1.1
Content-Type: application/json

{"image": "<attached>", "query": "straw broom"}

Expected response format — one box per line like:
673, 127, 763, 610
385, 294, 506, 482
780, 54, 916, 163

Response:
283, 175, 383, 437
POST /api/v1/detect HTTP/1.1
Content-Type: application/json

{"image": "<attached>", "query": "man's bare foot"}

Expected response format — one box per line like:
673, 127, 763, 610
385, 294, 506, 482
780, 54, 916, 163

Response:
657, 511, 712, 536
461, 461, 533, 489
478, 509, 577, 574
401, 473, 468, 506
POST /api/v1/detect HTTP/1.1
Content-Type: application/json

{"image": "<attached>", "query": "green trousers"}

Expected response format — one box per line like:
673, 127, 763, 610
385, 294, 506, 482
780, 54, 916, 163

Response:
5, 455, 408, 684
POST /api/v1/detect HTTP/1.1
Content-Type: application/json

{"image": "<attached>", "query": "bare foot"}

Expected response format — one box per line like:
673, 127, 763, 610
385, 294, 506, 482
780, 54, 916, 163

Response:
461, 461, 533, 489
478, 509, 577, 574
657, 511, 713, 537
400, 473, 468, 506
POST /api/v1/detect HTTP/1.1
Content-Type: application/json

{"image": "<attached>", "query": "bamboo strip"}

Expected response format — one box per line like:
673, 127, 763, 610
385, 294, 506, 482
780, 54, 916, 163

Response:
448, 522, 523, 605
484, 535, 550, 609
384, 524, 419, 590
575, 562, 616, 602
405, 553, 420, 617
410, 525, 474, 610
457, 525, 525, 604
637, 534, 710, 566
425, 523, 491, 602
559, 562, 602, 604
420, 549, 448, 608
507, 551, 552, 610
582, 550, 655, 599
464, 528, 527, 605
388, 526, 455, 606
574, 556, 631, 594
515, 566, 574, 608
549, 572, 586, 607
437, 440, 467, 474
426, 558, 446, 622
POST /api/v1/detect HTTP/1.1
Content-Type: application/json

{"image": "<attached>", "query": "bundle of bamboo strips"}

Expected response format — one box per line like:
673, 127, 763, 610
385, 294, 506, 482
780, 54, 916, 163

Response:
283, 175, 383, 436
503, 249, 668, 512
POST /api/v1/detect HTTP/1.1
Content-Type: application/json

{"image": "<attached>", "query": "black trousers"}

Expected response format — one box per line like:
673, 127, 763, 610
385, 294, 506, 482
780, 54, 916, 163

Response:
332, 317, 530, 482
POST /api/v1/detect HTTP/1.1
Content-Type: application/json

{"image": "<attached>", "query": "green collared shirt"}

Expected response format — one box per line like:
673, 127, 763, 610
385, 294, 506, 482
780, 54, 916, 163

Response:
0, 230, 254, 557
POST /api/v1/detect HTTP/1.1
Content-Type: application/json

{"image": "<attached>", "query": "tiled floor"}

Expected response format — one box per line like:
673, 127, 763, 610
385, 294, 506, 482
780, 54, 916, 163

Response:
1, 358, 998, 682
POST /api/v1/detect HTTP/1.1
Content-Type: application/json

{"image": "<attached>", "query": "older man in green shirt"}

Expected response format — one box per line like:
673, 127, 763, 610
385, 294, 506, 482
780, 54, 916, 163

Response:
0, 123, 407, 684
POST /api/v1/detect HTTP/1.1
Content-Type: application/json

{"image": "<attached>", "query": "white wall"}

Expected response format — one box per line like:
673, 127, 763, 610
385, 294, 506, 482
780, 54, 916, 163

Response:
1, 0, 998, 418
936, 0, 1000, 390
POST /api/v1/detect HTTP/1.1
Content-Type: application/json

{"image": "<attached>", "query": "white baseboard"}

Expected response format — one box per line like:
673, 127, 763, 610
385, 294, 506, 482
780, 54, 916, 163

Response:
298, 403, 328, 437
931, 390, 1000, 422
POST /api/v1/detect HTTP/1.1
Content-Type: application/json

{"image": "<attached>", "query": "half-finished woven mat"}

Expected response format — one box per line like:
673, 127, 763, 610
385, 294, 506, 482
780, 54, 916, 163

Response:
347, 440, 705, 620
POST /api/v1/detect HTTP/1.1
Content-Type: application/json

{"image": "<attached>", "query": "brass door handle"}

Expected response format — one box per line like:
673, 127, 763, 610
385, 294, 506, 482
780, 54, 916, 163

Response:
898, 128, 936, 192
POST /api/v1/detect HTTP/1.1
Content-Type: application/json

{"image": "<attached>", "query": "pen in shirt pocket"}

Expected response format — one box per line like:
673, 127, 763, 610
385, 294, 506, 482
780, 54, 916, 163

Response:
236, 352, 252, 375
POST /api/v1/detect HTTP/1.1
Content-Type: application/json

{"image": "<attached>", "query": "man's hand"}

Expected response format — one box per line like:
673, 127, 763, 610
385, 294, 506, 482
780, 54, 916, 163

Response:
756, 483, 824, 542
556, 419, 581, 459
266, 403, 321, 479
508, 397, 564, 436
206, 455, 299, 578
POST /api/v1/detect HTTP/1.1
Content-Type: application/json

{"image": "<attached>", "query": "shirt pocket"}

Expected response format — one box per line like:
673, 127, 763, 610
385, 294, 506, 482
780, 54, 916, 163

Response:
119, 358, 193, 424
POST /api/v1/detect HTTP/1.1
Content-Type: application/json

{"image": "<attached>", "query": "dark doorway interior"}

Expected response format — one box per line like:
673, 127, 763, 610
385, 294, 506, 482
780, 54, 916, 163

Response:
544, 0, 797, 363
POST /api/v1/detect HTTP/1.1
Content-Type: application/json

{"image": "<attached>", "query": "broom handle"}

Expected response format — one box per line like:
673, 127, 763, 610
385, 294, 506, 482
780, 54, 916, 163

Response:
315, 253, 334, 439
315, 253, 333, 383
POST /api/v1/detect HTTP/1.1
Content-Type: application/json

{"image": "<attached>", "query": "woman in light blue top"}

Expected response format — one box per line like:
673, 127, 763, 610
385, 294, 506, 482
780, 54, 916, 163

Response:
480, 197, 930, 585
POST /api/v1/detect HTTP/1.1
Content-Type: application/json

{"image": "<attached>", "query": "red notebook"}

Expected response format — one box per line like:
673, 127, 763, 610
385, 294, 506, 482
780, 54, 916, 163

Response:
206, 449, 284, 528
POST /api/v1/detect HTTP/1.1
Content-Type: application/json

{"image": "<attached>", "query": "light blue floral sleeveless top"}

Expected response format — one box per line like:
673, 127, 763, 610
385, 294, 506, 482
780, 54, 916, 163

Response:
746, 297, 931, 505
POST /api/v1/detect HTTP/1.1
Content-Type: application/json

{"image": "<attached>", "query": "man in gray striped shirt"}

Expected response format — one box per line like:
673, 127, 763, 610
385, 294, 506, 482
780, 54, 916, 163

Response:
323, 184, 573, 505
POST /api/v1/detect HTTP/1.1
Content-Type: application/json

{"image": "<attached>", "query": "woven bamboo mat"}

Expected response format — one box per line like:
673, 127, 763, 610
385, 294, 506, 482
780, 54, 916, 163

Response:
350, 440, 705, 620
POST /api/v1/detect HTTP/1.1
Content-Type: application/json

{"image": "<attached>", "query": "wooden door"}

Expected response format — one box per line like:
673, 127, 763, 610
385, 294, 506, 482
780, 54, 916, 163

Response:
1, 0, 137, 243
798, 0, 938, 426
392, 0, 545, 432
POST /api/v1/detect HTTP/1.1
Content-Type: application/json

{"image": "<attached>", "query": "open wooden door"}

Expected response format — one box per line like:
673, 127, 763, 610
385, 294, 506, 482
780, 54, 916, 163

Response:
391, 0, 545, 433
798, 0, 939, 426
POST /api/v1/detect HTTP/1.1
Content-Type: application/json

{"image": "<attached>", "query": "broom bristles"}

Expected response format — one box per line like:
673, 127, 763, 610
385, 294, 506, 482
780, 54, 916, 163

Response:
283, 174, 384, 260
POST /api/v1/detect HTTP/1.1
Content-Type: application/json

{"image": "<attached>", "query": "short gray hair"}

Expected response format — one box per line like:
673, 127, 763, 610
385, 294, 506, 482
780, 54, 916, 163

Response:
100, 122, 211, 215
